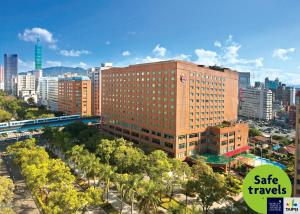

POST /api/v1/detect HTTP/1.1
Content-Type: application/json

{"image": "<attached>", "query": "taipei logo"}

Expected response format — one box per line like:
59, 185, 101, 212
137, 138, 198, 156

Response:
286, 199, 298, 212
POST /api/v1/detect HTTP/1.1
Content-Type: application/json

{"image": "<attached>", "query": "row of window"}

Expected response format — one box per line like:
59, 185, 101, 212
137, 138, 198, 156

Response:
103, 70, 175, 77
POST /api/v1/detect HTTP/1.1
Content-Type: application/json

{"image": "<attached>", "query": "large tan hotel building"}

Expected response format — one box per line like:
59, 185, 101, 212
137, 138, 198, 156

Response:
101, 60, 248, 159
294, 92, 300, 196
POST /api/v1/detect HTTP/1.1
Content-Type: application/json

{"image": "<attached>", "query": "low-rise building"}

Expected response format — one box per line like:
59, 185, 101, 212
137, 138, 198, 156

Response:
202, 121, 249, 156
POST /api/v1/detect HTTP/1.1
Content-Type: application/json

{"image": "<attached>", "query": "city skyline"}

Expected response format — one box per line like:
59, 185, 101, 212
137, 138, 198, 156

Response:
1, 0, 300, 84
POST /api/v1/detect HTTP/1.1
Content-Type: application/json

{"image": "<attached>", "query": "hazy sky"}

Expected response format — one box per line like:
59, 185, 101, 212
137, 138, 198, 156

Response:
1, 0, 300, 84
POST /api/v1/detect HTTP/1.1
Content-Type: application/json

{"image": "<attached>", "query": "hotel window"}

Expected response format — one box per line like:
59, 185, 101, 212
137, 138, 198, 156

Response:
179, 143, 186, 149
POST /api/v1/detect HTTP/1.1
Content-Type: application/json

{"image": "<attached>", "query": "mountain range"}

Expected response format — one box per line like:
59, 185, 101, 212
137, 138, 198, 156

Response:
42, 66, 87, 77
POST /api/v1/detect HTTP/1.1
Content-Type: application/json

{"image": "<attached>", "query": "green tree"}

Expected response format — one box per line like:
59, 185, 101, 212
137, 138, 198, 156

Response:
26, 97, 35, 105
112, 145, 146, 174
187, 173, 227, 214
0, 207, 15, 214
224, 174, 242, 196
47, 159, 75, 185
0, 109, 12, 122
79, 152, 100, 185
0, 176, 15, 207
191, 159, 213, 176
100, 164, 115, 203
137, 180, 161, 214
44, 184, 88, 214
96, 139, 116, 164
249, 128, 261, 137
85, 186, 103, 207
145, 150, 172, 200
67, 145, 87, 169
114, 173, 130, 213
125, 174, 143, 214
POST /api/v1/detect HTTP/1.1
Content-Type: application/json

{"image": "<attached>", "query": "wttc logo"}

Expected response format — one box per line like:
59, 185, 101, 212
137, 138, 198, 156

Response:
283, 198, 300, 214
285, 199, 298, 212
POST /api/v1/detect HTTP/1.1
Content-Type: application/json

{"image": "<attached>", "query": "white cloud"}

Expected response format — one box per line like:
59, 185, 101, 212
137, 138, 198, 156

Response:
18, 27, 57, 48
194, 49, 218, 66
272, 48, 295, 60
122, 51, 131, 56
174, 54, 191, 61
105, 41, 110, 45
71, 62, 88, 69
214, 41, 222, 48
223, 43, 241, 64
153, 44, 167, 57
45, 60, 62, 67
140, 56, 165, 63
60, 49, 91, 57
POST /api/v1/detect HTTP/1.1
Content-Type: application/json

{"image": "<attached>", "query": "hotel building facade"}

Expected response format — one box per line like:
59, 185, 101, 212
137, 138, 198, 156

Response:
294, 92, 300, 196
58, 76, 91, 116
101, 60, 248, 159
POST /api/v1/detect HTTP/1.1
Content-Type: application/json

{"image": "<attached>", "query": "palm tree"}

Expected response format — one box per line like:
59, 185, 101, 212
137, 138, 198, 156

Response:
80, 153, 100, 186
114, 173, 129, 214
125, 174, 142, 214
66, 145, 86, 169
137, 180, 160, 214
100, 164, 115, 203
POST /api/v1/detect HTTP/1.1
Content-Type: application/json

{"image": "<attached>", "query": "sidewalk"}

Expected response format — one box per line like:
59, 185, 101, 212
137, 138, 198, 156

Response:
0, 156, 40, 214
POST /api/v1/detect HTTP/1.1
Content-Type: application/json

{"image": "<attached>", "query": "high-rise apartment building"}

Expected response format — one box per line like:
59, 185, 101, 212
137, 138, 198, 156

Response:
58, 76, 91, 116
4, 54, 18, 94
294, 92, 300, 196
38, 77, 58, 111
238, 72, 251, 89
87, 63, 112, 116
17, 73, 35, 96
239, 86, 273, 120
265, 77, 281, 90
0, 65, 4, 90
275, 84, 296, 106
101, 60, 247, 159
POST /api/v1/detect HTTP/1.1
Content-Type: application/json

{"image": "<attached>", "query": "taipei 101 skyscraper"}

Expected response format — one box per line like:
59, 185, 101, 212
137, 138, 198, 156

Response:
35, 38, 42, 70
34, 38, 43, 91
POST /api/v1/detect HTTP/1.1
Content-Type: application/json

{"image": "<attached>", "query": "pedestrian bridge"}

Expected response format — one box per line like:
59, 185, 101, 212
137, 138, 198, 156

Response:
0, 115, 100, 134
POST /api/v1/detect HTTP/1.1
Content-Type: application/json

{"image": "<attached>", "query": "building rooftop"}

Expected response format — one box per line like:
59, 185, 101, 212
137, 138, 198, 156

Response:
59, 76, 90, 81
191, 154, 233, 164
108, 60, 236, 73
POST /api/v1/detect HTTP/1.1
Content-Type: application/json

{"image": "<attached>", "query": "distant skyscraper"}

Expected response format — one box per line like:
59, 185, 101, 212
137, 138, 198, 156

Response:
4, 54, 18, 93
238, 72, 251, 89
35, 38, 42, 70
265, 77, 281, 90
0, 65, 4, 90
